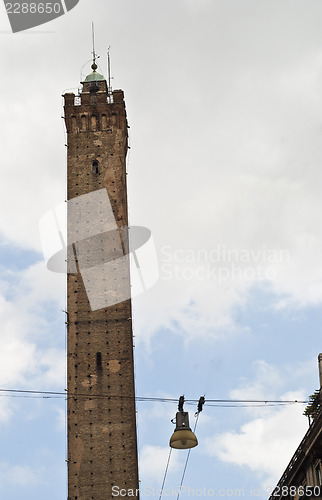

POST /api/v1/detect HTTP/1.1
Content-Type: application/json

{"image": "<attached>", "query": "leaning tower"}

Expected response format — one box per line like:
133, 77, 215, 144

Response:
63, 59, 139, 500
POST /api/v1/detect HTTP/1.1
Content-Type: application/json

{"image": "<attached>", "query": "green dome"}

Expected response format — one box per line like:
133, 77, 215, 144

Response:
84, 70, 105, 82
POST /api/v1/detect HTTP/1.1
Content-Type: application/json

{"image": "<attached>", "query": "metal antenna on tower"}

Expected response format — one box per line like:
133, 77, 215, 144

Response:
107, 46, 112, 96
91, 22, 100, 70
92, 22, 96, 66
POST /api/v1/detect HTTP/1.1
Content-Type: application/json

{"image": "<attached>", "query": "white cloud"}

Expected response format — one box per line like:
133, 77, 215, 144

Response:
54, 406, 66, 432
204, 360, 312, 489
0, 1, 322, 344
0, 259, 65, 422
21, 260, 62, 306
229, 360, 284, 404
132, 43, 322, 340
0, 462, 39, 486
209, 396, 307, 490
0, 399, 13, 424
139, 445, 181, 485
0, 294, 38, 387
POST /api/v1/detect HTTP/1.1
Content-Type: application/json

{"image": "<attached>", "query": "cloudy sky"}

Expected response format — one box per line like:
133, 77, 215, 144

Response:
0, 0, 322, 498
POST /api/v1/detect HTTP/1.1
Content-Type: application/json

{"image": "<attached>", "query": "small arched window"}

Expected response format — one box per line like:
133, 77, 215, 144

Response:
81, 114, 87, 131
101, 114, 108, 130
91, 115, 97, 131
92, 160, 99, 174
71, 116, 77, 133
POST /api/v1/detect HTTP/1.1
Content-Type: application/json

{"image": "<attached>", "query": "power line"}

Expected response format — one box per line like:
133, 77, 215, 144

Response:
158, 448, 173, 500
206, 402, 302, 407
0, 389, 309, 405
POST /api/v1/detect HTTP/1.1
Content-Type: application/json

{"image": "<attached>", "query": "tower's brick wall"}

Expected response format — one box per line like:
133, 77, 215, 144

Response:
64, 83, 139, 500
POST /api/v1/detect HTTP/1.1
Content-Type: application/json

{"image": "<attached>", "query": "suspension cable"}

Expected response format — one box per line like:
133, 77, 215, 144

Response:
0, 389, 308, 405
158, 447, 173, 500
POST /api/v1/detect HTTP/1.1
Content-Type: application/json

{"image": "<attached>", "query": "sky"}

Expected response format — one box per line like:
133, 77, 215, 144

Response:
0, 0, 322, 498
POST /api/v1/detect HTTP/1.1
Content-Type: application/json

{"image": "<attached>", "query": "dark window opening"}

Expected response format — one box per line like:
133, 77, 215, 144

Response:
96, 352, 102, 370
92, 160, 99, 174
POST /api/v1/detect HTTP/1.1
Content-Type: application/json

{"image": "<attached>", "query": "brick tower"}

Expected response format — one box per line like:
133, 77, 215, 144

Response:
63, 61, 139, 499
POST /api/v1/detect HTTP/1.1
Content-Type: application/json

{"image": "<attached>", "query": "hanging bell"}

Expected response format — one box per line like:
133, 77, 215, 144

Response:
169, 411, 198, 449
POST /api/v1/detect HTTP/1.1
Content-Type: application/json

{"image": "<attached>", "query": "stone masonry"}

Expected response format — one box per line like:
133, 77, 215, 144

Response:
64, 72, 139, 500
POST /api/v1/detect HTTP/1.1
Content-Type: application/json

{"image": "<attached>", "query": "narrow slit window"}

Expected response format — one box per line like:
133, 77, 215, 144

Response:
96, 352, 102, 370
71, 116, 77, 133
92, 161, 99, 174
101, 114, 108, 129
81, 114, 87, 131
91, 115, 97, 130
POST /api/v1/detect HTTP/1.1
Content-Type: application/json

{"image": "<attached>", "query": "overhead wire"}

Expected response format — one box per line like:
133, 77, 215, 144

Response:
0, 389, 309, 405
158, 448, 173, 500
